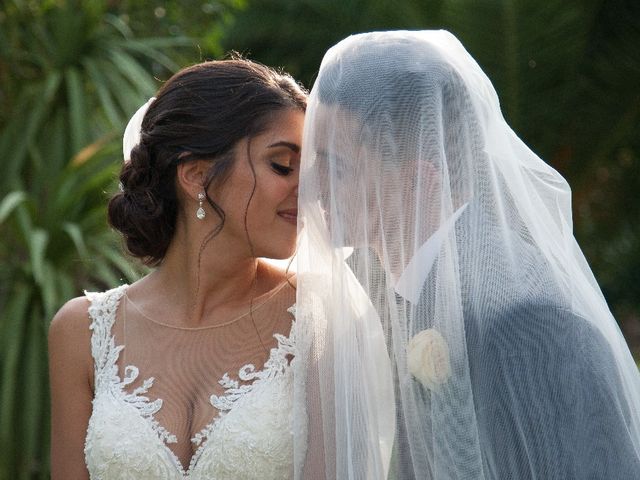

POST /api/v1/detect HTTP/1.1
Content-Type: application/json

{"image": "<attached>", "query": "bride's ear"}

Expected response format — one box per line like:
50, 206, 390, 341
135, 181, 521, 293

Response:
176, 159, 211, 202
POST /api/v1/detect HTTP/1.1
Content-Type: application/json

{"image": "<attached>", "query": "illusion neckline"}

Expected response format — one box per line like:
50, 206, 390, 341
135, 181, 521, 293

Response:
122, 278, 292, 331
90, 285, 297, 477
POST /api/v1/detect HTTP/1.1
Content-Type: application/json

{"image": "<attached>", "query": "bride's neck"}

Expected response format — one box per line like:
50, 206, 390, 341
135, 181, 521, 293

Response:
141, 227, 262, 326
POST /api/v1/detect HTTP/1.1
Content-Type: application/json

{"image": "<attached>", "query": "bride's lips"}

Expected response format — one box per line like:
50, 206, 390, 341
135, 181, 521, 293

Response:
277, 208, 298, 225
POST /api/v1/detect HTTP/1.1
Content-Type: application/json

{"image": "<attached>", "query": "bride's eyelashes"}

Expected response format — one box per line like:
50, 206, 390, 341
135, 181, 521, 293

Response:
271, 162, 294, 176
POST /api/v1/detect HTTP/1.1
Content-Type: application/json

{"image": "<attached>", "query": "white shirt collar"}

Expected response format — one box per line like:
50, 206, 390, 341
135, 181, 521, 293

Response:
394, 203, 469, 304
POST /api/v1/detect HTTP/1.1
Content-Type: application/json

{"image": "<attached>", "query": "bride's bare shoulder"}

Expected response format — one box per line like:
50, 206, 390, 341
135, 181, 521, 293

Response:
48, 296, 93, 370
49, 297, 93, 398
49, 296, 91, 338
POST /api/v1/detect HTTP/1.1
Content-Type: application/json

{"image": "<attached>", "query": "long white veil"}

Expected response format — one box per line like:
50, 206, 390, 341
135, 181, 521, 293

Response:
294, 30, 640, 479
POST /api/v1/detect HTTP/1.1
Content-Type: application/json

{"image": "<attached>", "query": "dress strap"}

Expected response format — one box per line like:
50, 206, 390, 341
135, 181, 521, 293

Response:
85, 285, 128, 386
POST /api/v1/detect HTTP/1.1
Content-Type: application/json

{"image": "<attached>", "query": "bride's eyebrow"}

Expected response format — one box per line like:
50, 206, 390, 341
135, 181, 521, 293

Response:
268, 141, 300, 153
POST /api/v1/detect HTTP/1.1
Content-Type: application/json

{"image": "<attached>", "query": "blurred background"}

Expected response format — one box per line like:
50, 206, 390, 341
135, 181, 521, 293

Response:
0, 0, 638, 477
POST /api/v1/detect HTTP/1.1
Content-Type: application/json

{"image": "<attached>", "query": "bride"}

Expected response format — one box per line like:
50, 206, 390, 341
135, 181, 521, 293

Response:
48, 58, 307, 479
295, 30, 640, 479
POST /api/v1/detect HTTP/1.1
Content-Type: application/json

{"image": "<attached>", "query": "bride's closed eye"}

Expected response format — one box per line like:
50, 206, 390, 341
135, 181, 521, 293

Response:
271, 162, 294, 176
266, 141, 300, 176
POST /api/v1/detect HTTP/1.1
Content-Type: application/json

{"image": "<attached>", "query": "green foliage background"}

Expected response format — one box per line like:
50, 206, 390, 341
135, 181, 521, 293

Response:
0, 0, 638, 478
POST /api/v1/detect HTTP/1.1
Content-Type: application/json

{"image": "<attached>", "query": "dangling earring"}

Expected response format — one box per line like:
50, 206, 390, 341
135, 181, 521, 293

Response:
196, 192, 206, 220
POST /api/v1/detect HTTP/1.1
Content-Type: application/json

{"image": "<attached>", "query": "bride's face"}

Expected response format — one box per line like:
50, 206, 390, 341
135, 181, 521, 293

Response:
212, 108, 304, 259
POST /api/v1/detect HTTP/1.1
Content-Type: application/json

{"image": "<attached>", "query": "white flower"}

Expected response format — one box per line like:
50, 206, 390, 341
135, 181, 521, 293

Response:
407, 328, 451, 390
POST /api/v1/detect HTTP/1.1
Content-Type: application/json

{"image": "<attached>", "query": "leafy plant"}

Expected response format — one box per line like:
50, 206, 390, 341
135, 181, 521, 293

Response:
0, 1, 189, 477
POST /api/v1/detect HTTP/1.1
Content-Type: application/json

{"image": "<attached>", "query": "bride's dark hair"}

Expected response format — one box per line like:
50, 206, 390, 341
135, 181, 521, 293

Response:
108, 57, 307, 266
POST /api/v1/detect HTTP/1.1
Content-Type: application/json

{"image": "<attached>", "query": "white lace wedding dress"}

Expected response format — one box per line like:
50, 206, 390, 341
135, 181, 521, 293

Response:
83, 285, 298, 479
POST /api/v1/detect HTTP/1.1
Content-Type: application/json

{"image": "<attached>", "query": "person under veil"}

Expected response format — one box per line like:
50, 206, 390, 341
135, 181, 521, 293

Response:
294, 30, 640, 479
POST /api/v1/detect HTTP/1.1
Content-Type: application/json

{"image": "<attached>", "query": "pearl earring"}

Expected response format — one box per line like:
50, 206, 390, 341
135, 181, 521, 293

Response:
196, 192, 206, 220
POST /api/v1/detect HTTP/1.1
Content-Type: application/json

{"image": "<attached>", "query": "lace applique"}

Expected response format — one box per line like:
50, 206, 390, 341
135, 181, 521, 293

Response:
188, 314, 297, 472
120, 366, 177, 444
84, 287, 297, 480
86, 286, 177, 445
86, 285, 128, 386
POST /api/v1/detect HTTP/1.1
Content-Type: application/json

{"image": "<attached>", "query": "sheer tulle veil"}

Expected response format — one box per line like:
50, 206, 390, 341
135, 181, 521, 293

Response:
294, 30, 640, 479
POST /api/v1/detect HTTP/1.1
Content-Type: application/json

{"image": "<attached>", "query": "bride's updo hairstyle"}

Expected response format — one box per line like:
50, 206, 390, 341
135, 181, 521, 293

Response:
108, 58, 307, 266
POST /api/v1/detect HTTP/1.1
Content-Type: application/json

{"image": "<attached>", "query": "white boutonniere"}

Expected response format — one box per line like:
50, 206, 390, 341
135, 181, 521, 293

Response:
407, 328, 451, 390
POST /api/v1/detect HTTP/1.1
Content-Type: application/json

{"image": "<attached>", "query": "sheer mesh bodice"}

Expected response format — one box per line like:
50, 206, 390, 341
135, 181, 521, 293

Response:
84, 283, 298, 479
